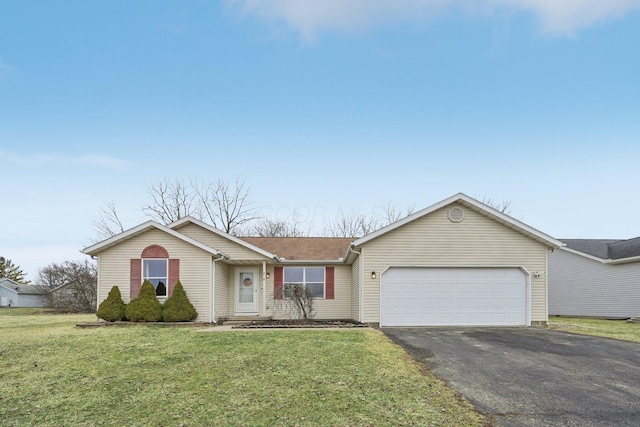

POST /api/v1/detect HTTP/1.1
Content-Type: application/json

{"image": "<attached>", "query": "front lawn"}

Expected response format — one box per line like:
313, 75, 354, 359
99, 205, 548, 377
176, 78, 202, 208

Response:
549, 316, 640, 343
0, 310, 486, 426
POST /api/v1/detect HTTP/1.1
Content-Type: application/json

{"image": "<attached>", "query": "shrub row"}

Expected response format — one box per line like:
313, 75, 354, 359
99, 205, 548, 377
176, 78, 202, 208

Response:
96, 280, 198, 322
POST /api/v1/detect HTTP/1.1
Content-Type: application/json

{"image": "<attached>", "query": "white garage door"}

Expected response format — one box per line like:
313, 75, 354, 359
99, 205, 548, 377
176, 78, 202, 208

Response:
381, 268, 528, 327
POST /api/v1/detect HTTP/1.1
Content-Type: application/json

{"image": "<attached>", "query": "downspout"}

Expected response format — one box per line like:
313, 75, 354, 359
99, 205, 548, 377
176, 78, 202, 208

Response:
262, 260, 267, 317
348, 246, 363, 323
211, 254, 226, 323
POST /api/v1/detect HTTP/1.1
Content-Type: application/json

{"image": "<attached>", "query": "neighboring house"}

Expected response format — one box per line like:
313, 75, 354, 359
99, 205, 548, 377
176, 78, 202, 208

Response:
82, 193, 562, 326
0, 278, 47, 308
549, 238, 640, 318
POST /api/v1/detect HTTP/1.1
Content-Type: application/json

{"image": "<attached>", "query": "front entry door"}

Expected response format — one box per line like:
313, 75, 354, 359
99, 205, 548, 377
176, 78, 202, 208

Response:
235, 268, 259, 314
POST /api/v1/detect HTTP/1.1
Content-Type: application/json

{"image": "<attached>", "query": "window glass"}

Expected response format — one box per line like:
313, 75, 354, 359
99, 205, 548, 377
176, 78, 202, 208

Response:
144, 259, 167, 277
306, 282, 324, 298
142, 259, 168, 297
305, 267, 325, 282
283, 267, 326, 299
284, 267, 304, 283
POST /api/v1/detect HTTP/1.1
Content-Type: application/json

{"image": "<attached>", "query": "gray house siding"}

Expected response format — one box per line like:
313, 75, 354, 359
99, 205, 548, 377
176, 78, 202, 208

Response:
549, 249, 640, 318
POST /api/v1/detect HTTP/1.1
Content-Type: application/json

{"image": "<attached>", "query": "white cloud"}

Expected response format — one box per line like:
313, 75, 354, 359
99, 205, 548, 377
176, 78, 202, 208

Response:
492, 0, 640, 36
229, 0, 450, 41
229, 0, 640, 39
0, 151, 132, 169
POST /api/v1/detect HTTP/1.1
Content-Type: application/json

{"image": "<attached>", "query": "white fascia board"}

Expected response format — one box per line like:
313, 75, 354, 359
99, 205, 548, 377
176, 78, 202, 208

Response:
352, 193, 564, 249
559, 246, 609, 263
168, 216, 279, 261
82, 220, 225, 258
607, 255, 640, 265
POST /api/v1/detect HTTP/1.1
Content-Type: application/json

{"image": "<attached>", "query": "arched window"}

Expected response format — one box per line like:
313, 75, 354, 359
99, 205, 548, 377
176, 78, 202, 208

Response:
130, 245, 179, 299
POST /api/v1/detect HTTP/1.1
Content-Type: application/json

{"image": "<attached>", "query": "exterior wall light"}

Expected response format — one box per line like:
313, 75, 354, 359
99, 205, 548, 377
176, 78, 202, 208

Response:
371, 271, 377, 279
266, 271, 271, 279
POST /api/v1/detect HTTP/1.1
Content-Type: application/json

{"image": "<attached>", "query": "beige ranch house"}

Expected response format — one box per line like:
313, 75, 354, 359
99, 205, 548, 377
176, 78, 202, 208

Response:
83, 193, 563, 326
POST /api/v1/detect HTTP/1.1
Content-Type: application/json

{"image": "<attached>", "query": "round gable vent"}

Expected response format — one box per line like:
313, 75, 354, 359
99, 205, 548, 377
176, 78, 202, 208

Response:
448, 207, 465, 223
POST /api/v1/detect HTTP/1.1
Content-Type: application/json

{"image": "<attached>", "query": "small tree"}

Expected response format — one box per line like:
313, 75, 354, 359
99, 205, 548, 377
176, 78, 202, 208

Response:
125, 280, 163, 322
96, 286, 126, 322
0, 256, 30, 284
162, 281, 198, 322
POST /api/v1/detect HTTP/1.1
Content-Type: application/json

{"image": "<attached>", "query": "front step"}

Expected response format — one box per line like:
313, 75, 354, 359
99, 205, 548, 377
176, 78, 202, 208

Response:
223, 316, 272, 325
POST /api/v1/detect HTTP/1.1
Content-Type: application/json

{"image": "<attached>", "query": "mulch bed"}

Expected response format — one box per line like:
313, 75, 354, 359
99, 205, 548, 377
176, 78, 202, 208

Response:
232, 319, 369, 329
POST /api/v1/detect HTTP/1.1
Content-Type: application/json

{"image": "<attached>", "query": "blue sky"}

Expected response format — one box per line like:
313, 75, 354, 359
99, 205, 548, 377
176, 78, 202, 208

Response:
1, 1, 639, 281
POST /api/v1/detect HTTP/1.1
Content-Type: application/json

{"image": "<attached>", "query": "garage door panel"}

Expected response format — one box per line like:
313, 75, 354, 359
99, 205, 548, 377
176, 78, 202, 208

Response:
381, 268, 527, 326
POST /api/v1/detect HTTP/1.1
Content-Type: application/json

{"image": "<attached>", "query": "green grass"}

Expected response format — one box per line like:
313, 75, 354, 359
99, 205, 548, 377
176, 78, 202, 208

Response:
0, 311, 486, 426
549, 316, 640, 343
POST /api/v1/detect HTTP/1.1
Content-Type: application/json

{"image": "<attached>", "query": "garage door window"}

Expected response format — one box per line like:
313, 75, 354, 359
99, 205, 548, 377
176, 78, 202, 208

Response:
284, 267, 325, 299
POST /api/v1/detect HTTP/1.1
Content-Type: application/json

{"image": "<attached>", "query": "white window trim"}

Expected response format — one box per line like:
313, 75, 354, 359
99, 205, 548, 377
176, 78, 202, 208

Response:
283, 266, 326, 299
142, 258, 169, 298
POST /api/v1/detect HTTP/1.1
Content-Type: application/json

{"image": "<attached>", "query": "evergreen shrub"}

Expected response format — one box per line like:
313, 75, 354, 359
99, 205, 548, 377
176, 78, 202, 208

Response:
125, 280, 163, 322
96, 286, 127, 322
162, 281, 198, 322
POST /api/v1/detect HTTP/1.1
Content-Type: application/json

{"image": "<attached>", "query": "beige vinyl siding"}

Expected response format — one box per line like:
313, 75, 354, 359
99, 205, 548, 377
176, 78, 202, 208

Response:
549, 249, 640, 318
360, 203, 549, 323
176, 223, 271, 261
96, 228, 212, 322
269, 265, 352, 320
351, 255, 361, 322
214, 261, 230, 321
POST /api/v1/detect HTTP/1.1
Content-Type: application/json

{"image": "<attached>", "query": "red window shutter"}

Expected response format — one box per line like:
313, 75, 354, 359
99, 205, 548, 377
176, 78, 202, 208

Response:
130, 259, 142, 299
274, 266, 283, 299
168, 259, 180, 297
326, 266, 334, 299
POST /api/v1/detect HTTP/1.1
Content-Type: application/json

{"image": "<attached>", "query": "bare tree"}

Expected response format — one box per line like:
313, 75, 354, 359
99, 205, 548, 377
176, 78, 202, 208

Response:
323, 211, 381, 238
93, 177, 259, 239
480, 195, 513, 215
36, 260, 97, 313
379, 203, 416, 225
245, 210, 310, 237
272, 283, 316, 321
193, 177, 259, 234
143, 178, 201, 224
91, 201, 125, 242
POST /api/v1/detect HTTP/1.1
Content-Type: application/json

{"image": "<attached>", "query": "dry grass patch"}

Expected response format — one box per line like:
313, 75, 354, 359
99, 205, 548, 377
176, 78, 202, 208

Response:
549, 316, 640, 343
0, 311, 487, 426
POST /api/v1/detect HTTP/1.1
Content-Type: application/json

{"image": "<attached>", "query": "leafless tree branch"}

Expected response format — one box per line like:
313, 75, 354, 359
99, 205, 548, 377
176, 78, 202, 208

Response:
91, 201, 125, 242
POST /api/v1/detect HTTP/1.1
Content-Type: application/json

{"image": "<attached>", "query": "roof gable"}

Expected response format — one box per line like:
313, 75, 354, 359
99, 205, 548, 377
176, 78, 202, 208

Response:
0, 278, 44, 295
168, 217, 278, 260
82, 220, 225, 257
352, 193, 563, 249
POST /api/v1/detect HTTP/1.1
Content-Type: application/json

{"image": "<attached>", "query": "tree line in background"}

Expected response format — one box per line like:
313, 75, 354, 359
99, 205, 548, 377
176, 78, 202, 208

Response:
0, 257, 96, 313
93, 176, 512, 240
92, 176, 424, 240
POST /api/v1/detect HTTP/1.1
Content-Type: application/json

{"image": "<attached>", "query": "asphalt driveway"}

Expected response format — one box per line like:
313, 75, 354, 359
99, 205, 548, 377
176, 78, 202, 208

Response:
382, 327, 640, 426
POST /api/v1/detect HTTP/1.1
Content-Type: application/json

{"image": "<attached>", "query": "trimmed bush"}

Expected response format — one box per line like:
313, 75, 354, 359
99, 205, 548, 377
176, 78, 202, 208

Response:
125, 280, 163, 322
96, 286, 126, 322
162, 281, 198, 322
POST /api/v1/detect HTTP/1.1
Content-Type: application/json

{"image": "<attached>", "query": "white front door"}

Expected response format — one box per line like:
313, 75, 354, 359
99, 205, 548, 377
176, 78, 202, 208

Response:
235, 268, 259, 314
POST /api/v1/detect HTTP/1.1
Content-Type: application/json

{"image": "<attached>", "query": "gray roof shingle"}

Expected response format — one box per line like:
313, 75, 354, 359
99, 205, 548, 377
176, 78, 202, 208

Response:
561, 238, 640, 260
